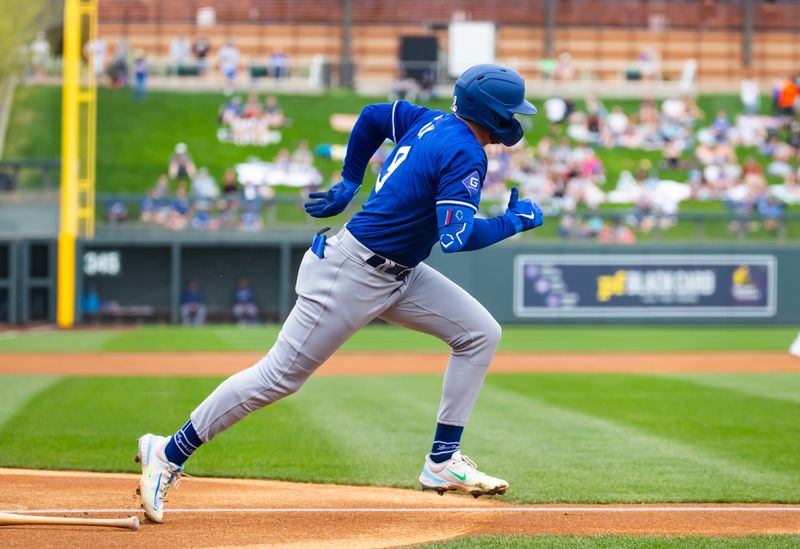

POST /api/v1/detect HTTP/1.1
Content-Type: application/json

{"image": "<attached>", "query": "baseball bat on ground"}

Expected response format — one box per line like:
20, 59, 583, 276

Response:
0, 512, 139, 530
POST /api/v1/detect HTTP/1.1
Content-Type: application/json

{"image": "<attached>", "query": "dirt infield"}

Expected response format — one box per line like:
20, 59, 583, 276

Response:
1, 469, 798, 548
1, 351, 798, 376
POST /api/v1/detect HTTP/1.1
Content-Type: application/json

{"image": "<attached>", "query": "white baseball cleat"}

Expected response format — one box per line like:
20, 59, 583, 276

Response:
135, 434, 183, 523
419, 450, 508, 498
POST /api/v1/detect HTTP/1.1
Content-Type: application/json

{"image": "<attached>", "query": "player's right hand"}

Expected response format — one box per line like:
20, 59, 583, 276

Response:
304, 179, 361, 218
505, 186, 543, 232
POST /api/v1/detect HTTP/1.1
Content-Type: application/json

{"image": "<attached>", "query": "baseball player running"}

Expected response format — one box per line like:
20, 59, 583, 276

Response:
136, 64, 543, 522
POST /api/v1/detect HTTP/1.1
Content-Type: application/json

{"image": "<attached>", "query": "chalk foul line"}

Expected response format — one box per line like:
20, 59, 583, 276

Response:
2, 506, 800, 514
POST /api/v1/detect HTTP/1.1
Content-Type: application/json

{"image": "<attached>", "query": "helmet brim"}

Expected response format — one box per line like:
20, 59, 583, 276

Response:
511, 99, 537, 115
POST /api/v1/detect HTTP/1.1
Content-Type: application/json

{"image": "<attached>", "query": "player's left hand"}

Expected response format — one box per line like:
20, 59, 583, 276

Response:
505, 186, 543, 232
304, 179, 361, 218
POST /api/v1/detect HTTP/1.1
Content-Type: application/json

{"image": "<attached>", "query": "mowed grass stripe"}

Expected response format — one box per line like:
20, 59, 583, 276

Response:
0, 374, 797, 503
0, 377, 223, 471
269, 376, 439, 487
194, 376, 443, 486
191, 384, 348, 481
0, 330, 118, 352
101, 328, 235, 352
0, 325, 795, 353
667, 373, 800, 405
490, 374, 800, 480
0, 376, 62, 427
471, 380, 793, 503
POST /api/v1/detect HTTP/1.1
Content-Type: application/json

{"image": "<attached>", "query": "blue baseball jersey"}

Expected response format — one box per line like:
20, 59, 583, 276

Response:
346, 101, 487, 267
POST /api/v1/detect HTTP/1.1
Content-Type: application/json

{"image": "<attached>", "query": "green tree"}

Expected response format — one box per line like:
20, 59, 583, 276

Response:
0, 0, 61, 80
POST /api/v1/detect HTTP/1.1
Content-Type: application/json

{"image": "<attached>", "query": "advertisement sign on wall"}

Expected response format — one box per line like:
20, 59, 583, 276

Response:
514, 255, 777, 318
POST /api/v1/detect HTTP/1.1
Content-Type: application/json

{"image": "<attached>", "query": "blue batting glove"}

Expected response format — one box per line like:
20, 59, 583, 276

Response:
505, 186, 544, 232
304, 179, 361, 218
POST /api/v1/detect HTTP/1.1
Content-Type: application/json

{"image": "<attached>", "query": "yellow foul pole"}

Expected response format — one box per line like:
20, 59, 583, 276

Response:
57, 0, 97, 328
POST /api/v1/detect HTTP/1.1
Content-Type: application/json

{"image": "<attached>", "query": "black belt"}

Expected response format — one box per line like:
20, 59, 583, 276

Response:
365, 254, 412, 280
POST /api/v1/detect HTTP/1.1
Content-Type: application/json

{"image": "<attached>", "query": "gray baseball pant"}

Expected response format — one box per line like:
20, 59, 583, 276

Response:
190, 228, 501, 443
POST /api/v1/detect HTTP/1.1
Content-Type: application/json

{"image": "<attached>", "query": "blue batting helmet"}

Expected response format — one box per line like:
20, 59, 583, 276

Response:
452, 64, 537, 146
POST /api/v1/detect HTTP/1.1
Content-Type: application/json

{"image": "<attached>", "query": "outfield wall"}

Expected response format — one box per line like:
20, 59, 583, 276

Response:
1, 234, 798, 325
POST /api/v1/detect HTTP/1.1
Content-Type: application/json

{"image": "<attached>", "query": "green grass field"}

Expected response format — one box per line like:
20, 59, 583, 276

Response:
1, 325, 798, 546
1, 325, 798, 503
0, 324, 796, 353
1, 372, 798, 503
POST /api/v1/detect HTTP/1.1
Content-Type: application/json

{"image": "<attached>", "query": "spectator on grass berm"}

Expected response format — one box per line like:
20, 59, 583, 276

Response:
637, 48, 660, 81
232, 277, 259, 325
84, 37, 107, 83
711, 111, 731, 143
775, 76, 799, 118
389, 69, 419, 102
274, 149, 291, 172
740, 74, 760, 115
638, 98, 660, 126
216, 198, 239, 230
219, 96, 243, 125
30, 31, 51, 78
291, 140, 313, 167
152, 174, 170, 200
140, 175, 172, 225
218, 40, 240, 96
190, 207, 220, 231
270, 50, 289, 79
191, 167, 219, 202
554, 52, 575, 81
190, 168, 220, 229
109, 40, 129, 88
239, 201, 264, 231
193, 37, 211, 75
598, 217, 636, 244
242, 93, 263, 118
169, 36, 191, 74
603, 106, 629, 147
140, 189, 157, 223
133, 50, 148, 101
165, 182, 190, 231
756, 192, 784, 232
264, 96, 286, 127
543, 97, 569, 126
168, 143, 197, 181
660, 139, 684, 170
221, 168, 240, 201
106, 199, 129, 225
771, 170, 800, 206
766, 140, 795, 178
181, 280, 206, 326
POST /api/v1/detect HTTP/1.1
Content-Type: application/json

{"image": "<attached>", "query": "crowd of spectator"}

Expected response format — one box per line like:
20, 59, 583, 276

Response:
217, 94, 287, 146
107, 139, 327, 232
489, 77, 800, 240
99, 65, 800, 242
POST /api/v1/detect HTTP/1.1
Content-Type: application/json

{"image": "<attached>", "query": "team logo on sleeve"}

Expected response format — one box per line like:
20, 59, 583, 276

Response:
461, 171, 481, 197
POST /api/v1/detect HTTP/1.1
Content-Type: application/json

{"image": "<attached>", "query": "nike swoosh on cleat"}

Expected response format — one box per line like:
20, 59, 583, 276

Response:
447, 469, 467, 481
153, 473, 162, 510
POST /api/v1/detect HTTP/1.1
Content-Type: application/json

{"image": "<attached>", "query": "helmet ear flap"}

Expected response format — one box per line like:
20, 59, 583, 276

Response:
492, 118, 525, 147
